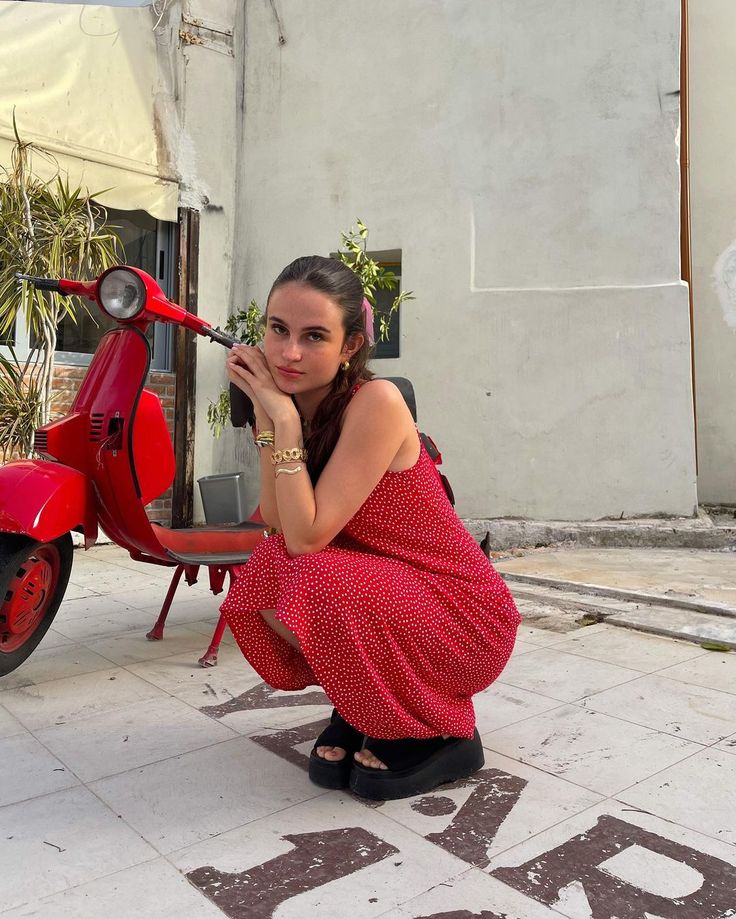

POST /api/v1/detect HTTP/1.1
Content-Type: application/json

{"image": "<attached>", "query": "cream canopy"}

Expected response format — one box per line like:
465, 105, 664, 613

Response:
0, 0, 178, 221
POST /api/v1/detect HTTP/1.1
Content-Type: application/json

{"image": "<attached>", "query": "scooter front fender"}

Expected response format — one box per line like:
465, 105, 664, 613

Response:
0, 460, 98, 548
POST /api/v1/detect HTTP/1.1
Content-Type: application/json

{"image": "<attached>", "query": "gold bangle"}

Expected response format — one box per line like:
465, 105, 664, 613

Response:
254, 430, 275, 448
275, 464, 303, 476
271, 447, 307, 465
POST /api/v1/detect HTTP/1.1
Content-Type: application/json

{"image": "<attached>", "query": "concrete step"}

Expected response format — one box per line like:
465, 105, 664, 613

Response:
605, 604, 736, 649
465, 517, 736, 550
502, 573, 736, 619
506, 581, 736, 650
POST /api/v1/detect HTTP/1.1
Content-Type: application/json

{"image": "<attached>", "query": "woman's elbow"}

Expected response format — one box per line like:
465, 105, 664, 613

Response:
284, 537, 328, 558
258, 505, 280, 530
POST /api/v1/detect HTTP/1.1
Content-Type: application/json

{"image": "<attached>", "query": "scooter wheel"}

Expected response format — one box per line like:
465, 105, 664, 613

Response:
0, 533, 73, 677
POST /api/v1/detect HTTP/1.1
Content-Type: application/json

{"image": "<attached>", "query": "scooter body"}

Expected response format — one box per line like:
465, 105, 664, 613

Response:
39, 325, 176, 558
0, 266, 262, 675
8, 325, 176, 557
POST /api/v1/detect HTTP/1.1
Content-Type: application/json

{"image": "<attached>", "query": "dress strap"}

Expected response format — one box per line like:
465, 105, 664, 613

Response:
349, 382, 364, 398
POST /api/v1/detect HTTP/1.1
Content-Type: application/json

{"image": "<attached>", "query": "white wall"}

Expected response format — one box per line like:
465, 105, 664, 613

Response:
688, 1, 736, 505
220, 0, 696, 520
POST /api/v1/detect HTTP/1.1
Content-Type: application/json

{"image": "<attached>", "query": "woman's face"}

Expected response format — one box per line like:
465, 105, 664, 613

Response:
264, 281, 360, 397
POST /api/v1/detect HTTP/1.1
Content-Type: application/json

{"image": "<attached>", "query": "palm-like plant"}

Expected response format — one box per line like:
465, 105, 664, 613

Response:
0, 348, 43, 463
0, 126, 121, 457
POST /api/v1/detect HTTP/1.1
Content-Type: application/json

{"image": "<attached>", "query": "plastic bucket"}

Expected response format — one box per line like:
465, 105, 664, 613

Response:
197, 472, 249, 525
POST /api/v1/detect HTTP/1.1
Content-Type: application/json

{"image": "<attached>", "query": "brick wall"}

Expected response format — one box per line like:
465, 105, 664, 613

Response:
51, 364, 176, 525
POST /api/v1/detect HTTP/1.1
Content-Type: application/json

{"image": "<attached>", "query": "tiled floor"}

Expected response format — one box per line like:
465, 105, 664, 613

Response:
2, 545, 735, 918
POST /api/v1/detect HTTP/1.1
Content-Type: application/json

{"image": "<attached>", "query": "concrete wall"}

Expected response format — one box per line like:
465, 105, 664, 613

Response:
688, 1, 736, 505
222, 0, 696, 520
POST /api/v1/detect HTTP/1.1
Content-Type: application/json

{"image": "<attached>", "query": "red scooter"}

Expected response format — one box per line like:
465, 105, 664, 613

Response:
0, 266, 265, 677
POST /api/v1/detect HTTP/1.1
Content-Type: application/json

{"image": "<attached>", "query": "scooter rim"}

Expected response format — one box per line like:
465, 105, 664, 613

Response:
0, 543, 61, 654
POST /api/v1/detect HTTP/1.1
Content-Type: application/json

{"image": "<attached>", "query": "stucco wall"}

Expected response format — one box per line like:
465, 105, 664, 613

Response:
688, 1, 736, 505
222, 0, 695, 519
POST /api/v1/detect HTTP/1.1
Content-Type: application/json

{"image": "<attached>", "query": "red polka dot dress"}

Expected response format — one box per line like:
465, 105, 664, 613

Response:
220, 439, 521, 741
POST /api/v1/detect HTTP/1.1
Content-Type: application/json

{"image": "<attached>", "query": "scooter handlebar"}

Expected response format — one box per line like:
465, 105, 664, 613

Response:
16, 273, 63, 293
198, 326, 255, 427
19, 268, 255, 427
203, 326, 238, 349
16, 273, 97, 300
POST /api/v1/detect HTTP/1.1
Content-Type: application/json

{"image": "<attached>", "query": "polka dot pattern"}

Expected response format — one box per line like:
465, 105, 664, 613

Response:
221, 442, 521, 740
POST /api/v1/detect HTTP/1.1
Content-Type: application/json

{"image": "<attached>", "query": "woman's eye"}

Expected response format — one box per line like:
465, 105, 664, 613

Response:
270, 324, 287, 335
307, 332, 323, 342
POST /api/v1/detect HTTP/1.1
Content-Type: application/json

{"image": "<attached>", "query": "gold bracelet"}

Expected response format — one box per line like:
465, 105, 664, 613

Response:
271, 447, 307, 465
275, 464, 303, 476
254, 429, 275, 448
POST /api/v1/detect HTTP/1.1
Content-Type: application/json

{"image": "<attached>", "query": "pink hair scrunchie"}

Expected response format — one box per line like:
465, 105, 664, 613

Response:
362, 297, 375, 346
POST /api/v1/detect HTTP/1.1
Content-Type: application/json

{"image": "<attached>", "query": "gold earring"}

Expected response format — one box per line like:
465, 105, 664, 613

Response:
342, 360, 350, 371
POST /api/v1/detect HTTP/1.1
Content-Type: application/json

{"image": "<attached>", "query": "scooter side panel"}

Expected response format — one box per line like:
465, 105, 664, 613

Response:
132, 389, 176, 505
33, 413, 90, 471
0, 460, 97, 545
70, 327, 170, 561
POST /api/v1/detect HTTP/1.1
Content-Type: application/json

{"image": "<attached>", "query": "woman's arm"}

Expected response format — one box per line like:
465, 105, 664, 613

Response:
272, 381, 414, 556
252, 412, 281, 530
227, 348, 415, 553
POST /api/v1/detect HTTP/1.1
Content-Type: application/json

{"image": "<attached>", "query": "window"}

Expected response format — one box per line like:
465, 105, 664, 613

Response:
6, 208, 176, 371
371, 250, 402, 360
331, 247, 403, 359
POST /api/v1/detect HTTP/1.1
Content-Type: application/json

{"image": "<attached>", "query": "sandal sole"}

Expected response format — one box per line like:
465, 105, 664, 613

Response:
308, 751, 353, 789
349, 731, 484, 801
308, 709, 363, 790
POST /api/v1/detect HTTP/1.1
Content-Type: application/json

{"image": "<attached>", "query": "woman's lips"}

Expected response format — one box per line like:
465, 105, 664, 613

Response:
276, 366, 304, 379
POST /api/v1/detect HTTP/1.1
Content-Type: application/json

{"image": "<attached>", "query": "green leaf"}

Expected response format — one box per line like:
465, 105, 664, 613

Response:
700, 642, 732, 652
206, 388, 232, 439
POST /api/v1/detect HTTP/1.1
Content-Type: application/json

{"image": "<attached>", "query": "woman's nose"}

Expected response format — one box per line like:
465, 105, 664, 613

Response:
283, 338, 301, 361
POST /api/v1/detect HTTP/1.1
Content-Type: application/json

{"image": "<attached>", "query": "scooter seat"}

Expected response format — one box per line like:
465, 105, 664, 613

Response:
151, 521, 266, 565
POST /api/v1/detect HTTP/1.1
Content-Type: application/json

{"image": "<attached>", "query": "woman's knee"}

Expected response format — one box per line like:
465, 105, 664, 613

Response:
260, 608, 301, 649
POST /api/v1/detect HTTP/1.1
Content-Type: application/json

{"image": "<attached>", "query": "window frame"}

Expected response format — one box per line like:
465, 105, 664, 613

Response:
1, 214, 176, 372
329, 247, 403, 359
370, 249, 402, 360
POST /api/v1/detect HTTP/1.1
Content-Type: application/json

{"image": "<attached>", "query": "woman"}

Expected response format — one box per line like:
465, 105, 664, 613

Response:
222, 255, 520, 800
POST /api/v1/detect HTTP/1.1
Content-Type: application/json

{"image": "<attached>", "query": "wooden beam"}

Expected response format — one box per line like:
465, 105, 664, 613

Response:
171, 207, 200, 528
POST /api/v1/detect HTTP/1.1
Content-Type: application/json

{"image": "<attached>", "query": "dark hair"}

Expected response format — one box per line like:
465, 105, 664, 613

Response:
267, 255, 374, 482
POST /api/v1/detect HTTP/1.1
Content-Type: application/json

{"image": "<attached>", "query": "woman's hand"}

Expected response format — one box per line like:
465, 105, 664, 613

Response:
226, 345, 296, 423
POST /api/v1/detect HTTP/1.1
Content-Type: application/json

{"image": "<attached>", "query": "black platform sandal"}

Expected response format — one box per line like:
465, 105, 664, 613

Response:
308, 709, 364, 789
349, 729, 484, 800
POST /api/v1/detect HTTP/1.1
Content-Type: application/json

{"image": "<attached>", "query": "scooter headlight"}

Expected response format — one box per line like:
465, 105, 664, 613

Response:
98, 269, 146, 320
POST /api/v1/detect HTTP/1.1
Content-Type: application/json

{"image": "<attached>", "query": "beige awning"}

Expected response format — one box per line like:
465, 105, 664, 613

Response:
0, 1, 178, 221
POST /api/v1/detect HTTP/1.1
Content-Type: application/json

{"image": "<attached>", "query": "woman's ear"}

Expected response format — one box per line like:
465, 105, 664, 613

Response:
343, 333, 365, 360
